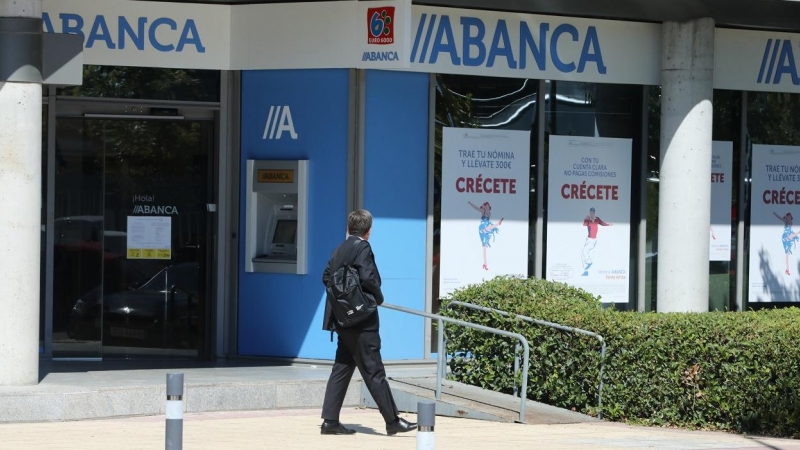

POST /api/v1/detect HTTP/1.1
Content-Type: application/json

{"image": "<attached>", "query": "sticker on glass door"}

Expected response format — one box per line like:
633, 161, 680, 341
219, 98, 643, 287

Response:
127, 216, 172, 259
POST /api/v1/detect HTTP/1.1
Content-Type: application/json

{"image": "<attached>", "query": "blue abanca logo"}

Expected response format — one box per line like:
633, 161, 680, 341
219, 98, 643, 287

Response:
262, 105, 298, 140
42, 12, 206, 53
757, 39, 800, 85
410, 14, 607, 74
362, 51, 399, 61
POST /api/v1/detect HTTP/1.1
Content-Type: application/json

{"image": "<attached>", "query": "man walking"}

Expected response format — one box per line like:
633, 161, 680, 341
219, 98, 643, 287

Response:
319, 209, 417, 436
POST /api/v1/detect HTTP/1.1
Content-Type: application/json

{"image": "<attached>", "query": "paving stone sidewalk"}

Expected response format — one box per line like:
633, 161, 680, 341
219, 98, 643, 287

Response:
0, 407, 798, 450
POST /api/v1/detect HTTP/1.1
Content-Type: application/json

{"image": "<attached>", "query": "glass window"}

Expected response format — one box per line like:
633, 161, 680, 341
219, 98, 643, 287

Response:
52, 117, 104, 358
57, 66, 220, 102
711, 90, 742, 312
432, 76, 643, 317
644, 87, 660, 311
645, 89, 741, 311
746, 92, 800, 308
432, 75, 540, 350
544, 81, 643, 310
40, 104, 48, 353
52, 117, 213, 359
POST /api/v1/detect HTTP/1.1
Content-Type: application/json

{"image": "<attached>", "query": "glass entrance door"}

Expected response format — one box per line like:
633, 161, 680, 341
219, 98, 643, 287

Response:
53, 117, 214, 359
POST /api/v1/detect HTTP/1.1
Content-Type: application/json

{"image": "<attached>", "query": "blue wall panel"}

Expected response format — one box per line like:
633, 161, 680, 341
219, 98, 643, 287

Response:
363, 70, 430, 360
238, 69, 349, 359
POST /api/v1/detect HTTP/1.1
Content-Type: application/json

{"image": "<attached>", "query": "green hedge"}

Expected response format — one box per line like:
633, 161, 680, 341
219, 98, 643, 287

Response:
440, 276, 800, 436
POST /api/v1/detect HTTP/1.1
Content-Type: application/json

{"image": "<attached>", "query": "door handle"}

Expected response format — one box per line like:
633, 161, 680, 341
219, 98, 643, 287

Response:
167, 284, 177, 321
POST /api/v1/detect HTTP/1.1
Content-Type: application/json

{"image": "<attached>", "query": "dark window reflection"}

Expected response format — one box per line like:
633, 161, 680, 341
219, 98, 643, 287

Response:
40, 105, 48, 353
712, 91, 742, 313
57, 66, 220, 102
545, 82, 638, 138
645, 87, 660, 312
52, 119, 104, 358
53, 117, 212, 359
748, 92, 800, 146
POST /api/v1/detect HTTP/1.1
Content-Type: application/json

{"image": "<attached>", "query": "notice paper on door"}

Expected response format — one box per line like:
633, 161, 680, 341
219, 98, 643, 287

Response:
127, 216, 171, 259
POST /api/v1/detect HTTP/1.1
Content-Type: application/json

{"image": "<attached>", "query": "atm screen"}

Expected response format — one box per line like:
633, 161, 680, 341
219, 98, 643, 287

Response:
272, 219, 298, 245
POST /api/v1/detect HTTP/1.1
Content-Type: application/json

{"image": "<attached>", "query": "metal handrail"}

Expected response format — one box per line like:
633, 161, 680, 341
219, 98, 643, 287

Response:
444, 301, 607, 420
380, 303, 531, 422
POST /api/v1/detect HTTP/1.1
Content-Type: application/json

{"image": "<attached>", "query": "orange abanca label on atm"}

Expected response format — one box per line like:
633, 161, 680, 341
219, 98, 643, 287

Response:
257, 169, 295, 183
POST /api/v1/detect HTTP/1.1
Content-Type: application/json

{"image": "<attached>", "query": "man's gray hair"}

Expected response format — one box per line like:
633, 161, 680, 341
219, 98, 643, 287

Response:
348, 209, 373, 237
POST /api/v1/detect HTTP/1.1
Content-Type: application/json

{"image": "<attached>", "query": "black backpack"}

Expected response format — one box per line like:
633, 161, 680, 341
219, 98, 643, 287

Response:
325, 239, 377, 328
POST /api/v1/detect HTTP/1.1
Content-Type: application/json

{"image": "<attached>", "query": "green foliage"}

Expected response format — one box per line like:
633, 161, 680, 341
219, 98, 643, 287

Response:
440, 276, 800, 436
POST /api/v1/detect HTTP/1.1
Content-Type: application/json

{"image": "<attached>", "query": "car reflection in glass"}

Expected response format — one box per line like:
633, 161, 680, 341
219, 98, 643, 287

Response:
68, 261, 200, 350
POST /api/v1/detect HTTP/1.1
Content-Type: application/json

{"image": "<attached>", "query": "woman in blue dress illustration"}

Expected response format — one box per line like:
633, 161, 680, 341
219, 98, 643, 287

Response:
469, 201, 504, 271
774, 212, 800, 275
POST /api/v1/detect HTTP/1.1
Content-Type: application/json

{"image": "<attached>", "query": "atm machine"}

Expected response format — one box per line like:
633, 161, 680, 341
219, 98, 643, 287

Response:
245, 160, 309, 274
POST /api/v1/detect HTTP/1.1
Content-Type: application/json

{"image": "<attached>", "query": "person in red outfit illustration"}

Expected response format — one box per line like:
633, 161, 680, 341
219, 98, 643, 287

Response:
581, 207, 611, 276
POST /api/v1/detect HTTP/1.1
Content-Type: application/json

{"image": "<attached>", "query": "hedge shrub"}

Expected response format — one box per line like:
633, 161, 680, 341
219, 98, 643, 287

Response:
440, 276, 800, 437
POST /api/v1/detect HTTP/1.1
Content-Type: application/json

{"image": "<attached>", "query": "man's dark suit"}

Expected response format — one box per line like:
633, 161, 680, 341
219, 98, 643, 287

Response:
321, 235, 399, 424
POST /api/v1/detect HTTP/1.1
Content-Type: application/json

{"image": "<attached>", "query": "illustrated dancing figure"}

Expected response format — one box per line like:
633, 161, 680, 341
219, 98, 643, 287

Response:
774, 212, 800, 275
468, 201, 504, 271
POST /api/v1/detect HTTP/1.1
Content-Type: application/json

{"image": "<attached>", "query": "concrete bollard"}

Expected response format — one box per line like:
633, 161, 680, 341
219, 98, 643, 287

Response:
417, 400, 435, 450
166, 373, 184, 450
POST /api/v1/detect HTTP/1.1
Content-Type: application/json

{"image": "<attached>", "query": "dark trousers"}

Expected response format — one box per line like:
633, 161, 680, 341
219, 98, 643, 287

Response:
321, 328, 399, 424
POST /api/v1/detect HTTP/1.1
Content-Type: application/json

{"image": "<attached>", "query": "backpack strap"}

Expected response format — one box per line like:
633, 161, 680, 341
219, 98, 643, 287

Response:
341, 237, 364, 268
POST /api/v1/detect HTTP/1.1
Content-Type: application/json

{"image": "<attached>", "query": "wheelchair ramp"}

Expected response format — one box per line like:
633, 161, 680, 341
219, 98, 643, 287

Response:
360, 376, 597, 425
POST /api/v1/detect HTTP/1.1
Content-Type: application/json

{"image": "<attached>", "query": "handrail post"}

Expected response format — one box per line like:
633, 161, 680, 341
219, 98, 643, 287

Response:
435, 318, 444, 400
597, 338, 606, 420
513, 343, 520, 398
519, 341, 529, 423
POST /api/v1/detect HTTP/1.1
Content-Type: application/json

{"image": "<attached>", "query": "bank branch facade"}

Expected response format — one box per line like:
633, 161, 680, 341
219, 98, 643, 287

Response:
4, 0, 800, 380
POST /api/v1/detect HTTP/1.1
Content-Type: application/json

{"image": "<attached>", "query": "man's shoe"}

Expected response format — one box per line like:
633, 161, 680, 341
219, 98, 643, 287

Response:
320, 421, 356, 435
386, 417, 417, 435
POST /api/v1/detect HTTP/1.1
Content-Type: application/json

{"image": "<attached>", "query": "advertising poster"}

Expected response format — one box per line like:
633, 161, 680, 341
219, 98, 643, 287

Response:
439, 127, 531, 297
545, 136, 632, 303
749, 145, 800, 302
127, 216, 172, 260
710, 141, 733, 261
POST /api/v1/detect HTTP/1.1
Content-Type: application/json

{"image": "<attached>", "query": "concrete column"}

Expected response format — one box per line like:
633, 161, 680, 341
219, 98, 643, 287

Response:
0, 0, 43, 385
657, 18, 715, 313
